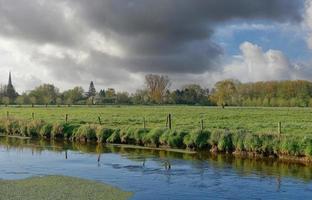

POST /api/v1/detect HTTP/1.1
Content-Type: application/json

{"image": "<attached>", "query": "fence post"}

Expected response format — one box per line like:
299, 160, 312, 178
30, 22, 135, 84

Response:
98, 116, 102, 125
143, 117, 146, 130
6, 111, 9, 119
65, 114, 68, 123
168, 114, 172, 130
278, 122, 282, 135
32, 112, 35, 120
201, 119, 204, 131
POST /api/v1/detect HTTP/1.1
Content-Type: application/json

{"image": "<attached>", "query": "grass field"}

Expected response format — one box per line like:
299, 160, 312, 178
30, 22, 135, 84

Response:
1, 105, 312, 135
1, 105, 312, 158
0, 176, 132, 200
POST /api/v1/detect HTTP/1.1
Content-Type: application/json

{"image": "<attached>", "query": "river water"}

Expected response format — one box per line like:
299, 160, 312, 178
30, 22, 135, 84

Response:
0, 137, 311, 199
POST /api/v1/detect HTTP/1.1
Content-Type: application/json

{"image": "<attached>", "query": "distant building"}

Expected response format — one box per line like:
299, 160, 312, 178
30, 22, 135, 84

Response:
6, 72, 18, 101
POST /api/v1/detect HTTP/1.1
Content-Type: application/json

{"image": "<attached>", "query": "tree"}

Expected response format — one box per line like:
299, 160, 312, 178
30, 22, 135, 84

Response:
145, 74, 171, 104
63, 87, 84, 105
29, 84, 59, 105
211, 80, 237, 108
132, 89, 150, 104
15, 96, 25, 105
99, 89, 106, 97
87, 81, 96, 97
56, 97, 63, 106
106, 88, 116, 98
116, 92, 131, 104
2, 97, 10, 106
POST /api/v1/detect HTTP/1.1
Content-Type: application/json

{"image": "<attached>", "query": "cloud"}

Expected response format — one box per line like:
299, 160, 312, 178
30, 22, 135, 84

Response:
0, 0, 305, 91
221, 42, 293, 82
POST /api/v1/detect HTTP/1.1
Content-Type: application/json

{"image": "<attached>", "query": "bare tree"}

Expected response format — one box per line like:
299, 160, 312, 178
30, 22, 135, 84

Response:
145, 74, 171, 104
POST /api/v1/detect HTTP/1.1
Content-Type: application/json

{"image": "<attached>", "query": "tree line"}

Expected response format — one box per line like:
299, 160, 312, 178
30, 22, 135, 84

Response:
1, 74, 312, 107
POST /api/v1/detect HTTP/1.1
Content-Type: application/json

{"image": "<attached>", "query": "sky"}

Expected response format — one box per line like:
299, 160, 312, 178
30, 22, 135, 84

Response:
0, 0, 312, 93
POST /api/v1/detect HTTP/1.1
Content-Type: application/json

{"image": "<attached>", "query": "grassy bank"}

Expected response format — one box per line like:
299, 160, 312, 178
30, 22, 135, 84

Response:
1, 117, 312, 161
0, 176, 132, 200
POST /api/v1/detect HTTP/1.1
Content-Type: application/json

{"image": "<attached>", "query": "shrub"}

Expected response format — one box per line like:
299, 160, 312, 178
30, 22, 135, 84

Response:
40, 124, 53, 138
106, 129, 121, 143
159, 129, 171, 146
279, 136, 302, 156
244, 134, 262, 152
259, 134, 276, 154
183, 129, 210, 150
168, 130, 188, 148
0, 120, 6, 133
18, 120, 28, 137
27, 120, 44, 137
217, 131, 233, 152
209, 130, 223, 146
232, 130, 247, 151
120, 127, 136, 144
73, 125, 97, 142
143, 128, 165, 147
96, 126, 113, 143
133, 128, 148, 145
51, 122, 65, 138
63, 123, 80, 138
5, 119, 20, 135
302, 137, 312, 156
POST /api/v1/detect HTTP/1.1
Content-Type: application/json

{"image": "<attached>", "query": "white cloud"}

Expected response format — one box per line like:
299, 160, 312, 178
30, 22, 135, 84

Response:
176, 42, 297, 89
305, 0, 312, 49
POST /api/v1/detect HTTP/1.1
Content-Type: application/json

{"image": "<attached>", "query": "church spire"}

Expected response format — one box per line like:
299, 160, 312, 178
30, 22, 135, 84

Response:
8, 72, 12, 86
6, 72, 17, 102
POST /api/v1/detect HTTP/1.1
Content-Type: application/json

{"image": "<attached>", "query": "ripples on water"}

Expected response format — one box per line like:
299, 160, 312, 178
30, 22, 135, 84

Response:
0, 137, 312, 199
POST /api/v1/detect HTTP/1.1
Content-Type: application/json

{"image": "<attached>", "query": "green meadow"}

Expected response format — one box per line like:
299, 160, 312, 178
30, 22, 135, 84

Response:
1, 105, 312, 158
1, 105, 312, 135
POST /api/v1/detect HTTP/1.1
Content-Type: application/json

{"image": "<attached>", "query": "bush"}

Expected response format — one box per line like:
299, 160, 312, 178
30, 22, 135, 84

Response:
232, 130, 247, 151
18, 120, 28, 137
279, 137, 302, 156
106, 129, 121, 143
183, 129, 210, 149
133, 128, 148, 145
159, 129, 171, 146
27, 120, 44, 137
217, 131, 233, 152
40, 124, 53, 138
143, 128, 165, 147
302, 137, 312, 156
96, 126, 113, 143
0, 120, 6, 133
120, 127, 136, 144
259, 134, 276, 154
73, 125, 97, 142
244, 134, 262, 152
51, 122, 65, 138
5, 119, 20, 135
168, 130, 188, 148
63, 123, 80, 138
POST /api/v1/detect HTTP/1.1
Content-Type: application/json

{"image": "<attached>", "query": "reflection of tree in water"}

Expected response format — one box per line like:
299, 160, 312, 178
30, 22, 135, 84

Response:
276, 175, 281, 192
1, 137, 312, 183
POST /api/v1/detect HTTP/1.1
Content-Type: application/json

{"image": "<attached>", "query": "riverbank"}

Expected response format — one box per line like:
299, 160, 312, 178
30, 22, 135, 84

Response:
1, 118, 312, 165
0, 176, 132, 200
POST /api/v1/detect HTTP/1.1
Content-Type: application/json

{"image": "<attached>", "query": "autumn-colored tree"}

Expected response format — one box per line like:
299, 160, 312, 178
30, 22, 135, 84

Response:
211, 80, 237, 108
145, 74, 171, 104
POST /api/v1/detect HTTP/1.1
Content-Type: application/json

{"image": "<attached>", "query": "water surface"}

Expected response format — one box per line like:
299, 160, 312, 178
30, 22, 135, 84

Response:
0, 137, 312, 199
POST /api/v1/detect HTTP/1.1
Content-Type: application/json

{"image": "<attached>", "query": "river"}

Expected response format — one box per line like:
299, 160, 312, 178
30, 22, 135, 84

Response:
0, 137, 311, 199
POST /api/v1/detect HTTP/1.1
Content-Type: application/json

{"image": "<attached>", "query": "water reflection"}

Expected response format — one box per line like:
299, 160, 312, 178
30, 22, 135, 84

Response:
0, 136, 312, 199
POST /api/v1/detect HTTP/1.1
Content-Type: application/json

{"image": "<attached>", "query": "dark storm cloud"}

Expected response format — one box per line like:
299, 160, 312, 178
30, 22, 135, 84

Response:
0, 0, 304, 82
0, 0, 83, 46
67, 0, 303, 74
